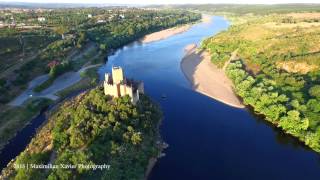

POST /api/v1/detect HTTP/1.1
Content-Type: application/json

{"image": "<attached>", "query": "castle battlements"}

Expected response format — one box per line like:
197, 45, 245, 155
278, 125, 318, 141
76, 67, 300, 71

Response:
104, 66, 144, 104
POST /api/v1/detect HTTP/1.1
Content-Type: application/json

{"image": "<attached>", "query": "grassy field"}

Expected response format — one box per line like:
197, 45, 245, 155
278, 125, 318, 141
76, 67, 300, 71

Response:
202, 13, 320, 71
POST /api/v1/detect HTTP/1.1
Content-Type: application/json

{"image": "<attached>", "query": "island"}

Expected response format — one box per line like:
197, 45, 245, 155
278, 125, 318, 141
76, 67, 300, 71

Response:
1, 67, 163, 179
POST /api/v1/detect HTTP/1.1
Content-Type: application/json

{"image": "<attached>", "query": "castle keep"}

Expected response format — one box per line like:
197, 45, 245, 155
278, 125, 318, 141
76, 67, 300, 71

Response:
104, 66, 144, 104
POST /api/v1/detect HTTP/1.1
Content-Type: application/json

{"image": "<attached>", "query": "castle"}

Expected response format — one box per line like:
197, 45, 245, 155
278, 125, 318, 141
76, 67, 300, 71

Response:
104, 66, 144, 104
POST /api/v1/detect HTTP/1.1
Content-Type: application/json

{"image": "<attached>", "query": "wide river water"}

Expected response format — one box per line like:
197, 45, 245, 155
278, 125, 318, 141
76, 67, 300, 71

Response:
98, 16, 320, 179
1, 16, 320, 179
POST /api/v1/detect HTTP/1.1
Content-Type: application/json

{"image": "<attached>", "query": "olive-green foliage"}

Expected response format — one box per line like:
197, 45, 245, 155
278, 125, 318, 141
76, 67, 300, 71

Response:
309, 85, 320, 99
0, 30, 59, 72
14, 151, 51, 180
10, 88, 162, 179
87, 10, 200, 51
201, 14, 320, 69
202, 12, 320, 152
226, 61, 320, 152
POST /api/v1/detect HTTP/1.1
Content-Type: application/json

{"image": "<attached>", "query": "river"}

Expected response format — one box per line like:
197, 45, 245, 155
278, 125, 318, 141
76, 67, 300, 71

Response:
1, 16, 320, 179
98, 16, 320, 179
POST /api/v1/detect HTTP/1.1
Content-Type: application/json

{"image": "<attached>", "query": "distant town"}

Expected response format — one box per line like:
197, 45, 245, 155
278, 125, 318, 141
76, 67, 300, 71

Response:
0, 7, 160, 29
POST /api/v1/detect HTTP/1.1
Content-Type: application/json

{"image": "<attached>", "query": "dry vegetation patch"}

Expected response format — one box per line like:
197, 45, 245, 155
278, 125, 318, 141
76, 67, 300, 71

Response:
276, 61, 318, 74
286, 12, 320, 19
263, 22, 320, 29
238, 25, 271, 41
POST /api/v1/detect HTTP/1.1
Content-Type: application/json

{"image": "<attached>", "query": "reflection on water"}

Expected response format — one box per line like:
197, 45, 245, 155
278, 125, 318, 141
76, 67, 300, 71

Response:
99, 16, 320, 180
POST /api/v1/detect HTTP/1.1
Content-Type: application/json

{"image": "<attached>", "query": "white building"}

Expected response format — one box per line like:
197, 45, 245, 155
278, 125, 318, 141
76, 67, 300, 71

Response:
97, 19, 106, 23
37, 17, 46, 22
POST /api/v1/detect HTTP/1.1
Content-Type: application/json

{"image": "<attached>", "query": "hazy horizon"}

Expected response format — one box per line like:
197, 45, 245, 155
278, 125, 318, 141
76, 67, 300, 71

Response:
0, 0, 320, 5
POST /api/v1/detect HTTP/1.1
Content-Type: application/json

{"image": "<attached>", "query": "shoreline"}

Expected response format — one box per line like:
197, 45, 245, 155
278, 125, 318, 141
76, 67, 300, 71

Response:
180, 44, 245, 109
140, 24, 191, 43
201, 14, 212, 24
144, 115, 168, 179
140, 15, 210, 44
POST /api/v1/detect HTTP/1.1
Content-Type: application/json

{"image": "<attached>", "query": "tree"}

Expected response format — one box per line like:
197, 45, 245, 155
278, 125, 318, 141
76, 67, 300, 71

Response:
307, 99, 320, 113
131, 132, 142, 145
76, 31, 87, 48
309, 85, 320, 99
54, 26, 68, 39
99, 44, 107, 51
15, 152, 50, 180
279, 110, 309, 135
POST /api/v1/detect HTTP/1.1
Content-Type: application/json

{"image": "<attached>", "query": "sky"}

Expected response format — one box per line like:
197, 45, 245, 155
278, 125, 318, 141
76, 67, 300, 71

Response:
0, 0, 319, 5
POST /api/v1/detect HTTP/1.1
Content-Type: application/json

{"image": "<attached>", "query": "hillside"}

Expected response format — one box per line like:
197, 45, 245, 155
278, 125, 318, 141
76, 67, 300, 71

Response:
202, 13, 320, 152
1, 87, 162, 179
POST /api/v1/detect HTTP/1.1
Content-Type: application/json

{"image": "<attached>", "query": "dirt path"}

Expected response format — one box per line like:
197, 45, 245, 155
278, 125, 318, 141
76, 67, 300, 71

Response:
222, 49, 239, 71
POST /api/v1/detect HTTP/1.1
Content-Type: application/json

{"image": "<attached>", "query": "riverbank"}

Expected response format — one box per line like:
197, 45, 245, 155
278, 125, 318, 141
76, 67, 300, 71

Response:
140, 15, 209, 44
140, 24, 191, 43
144, 114, 168, 179
201, 14, 212, 24
180, 44, 244, 108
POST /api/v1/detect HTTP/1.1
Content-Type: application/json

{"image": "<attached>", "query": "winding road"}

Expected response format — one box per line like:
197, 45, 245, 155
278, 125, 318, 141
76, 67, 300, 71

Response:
9, 64, 101, 106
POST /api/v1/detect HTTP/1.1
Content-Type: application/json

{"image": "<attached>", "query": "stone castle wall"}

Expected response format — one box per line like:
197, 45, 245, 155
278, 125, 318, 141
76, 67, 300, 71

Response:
112, 67, 124, 84
104, 82, 119, 97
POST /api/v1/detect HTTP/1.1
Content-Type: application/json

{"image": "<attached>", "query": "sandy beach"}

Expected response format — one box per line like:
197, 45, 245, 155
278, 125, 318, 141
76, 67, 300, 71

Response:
140, 24, 191, 43
181, 44, 245, 108
140, 15, 212, 44
201, 14, 212, 24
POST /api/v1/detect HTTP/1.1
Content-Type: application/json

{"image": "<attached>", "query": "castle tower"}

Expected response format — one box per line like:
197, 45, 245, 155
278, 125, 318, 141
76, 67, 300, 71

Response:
112, 66, 124, 84
104, 66, 144, 105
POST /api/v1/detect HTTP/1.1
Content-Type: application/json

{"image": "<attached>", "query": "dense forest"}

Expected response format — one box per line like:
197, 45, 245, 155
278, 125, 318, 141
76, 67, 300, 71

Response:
202, 13, 320, 152
1, 87, 162, 179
